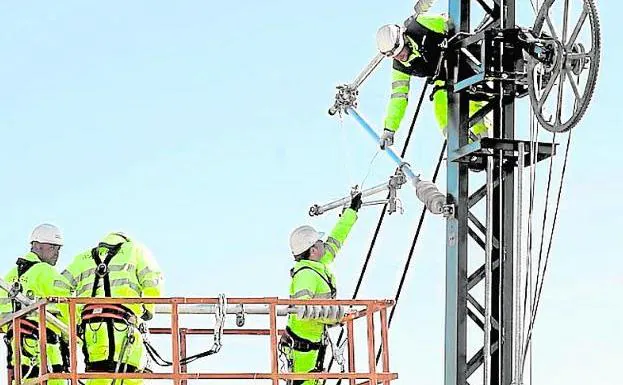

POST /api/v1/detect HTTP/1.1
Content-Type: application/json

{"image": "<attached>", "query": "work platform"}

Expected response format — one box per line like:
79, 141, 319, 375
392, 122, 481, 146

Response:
1, 296, 398, 385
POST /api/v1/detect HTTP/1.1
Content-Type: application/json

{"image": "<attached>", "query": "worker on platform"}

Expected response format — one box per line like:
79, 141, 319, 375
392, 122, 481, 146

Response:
58, 232, 163, 385
280, 192, 362, 385
376, 12, 491, 150
0, 223, 70, 385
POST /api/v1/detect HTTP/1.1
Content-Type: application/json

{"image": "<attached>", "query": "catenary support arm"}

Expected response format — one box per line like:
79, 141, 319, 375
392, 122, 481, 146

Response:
345, 107, 446, 215
309, 172, 407, 217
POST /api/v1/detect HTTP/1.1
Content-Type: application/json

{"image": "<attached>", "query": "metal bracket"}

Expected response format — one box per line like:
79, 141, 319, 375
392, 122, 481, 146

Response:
328, 84, 359, 117
8, 282, 22, 300
387, 170, 407, 215
235, 304, 246, 327
328, 53, 385, 116
443, 204, 456, 219
96, 263, 109, 278
449, 27, 559, 98
309, 170, 407, 217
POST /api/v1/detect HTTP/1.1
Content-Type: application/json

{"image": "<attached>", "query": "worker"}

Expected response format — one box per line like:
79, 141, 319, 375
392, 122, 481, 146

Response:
280, 192, 362, 385
376, 12, 491, 149
58, 232, 163, 385
0, 223, 70, 385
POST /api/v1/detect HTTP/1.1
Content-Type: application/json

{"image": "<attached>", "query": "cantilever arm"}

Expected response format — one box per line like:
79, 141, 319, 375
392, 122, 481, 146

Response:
349, 53, 385, 90
309, 171, 407, 217
329, 54, 386, 116
345, 107, 446, 215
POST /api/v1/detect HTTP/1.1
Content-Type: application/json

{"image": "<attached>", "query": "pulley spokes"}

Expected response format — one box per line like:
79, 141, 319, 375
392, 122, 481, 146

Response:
527, 0, 601, 132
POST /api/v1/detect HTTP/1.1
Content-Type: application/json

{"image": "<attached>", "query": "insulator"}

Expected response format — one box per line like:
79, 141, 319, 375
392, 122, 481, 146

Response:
414, 180, 446, 214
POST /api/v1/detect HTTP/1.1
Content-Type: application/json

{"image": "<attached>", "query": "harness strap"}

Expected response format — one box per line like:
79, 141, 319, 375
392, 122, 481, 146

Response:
90, 246, 119, 298
290, 267, 337, 299
3, 321, 63, 368
429, 82, 447, 101
4, 258, 57, 366
85, 243, 124, 365
81, 304, 136, 324
10, 259, 40, 312
280, 327, 328, 385
85, 359, 140, 374
6, 320, 60, 343
7, 364, 66, 378
282, 327, 325, 352
90, 232, 131, 298
16, 259, 39, 278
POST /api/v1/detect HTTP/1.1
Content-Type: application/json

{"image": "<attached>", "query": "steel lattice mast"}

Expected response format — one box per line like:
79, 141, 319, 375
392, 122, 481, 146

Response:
444, 0, 601, 384
323, 0, 600, 383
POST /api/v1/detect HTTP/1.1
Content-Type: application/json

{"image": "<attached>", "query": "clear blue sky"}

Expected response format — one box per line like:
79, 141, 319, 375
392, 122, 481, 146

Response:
0, 1, 619, 385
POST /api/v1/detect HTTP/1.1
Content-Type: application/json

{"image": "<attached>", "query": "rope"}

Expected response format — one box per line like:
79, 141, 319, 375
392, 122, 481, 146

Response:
519, 69, 538, 385
375, 140, 446, 364
518, 6, 543, 374
359, 151, 381, 191
521, 42, 545, 383
527, 131, 557, 340
323, 81, 430, 384
143, 295, 227, 367
522, 124, 573, 378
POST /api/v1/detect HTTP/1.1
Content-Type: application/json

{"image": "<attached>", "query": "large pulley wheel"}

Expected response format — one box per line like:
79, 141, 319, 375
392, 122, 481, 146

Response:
527, 0, 601, 132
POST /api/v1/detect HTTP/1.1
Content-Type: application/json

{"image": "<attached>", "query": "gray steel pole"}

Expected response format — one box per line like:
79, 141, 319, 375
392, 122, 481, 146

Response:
446, 1, 518, 384
445, 2, 470, 385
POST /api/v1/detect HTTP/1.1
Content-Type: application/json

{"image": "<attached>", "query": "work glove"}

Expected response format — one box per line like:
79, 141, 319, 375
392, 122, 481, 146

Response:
379, 129, 395, 150
349, 192, 363, 212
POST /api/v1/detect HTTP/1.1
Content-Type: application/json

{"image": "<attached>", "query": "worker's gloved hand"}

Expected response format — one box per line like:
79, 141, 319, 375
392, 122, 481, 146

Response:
379, 129, 395, 150
141, 309, 153, 322
349, 192, 363, 212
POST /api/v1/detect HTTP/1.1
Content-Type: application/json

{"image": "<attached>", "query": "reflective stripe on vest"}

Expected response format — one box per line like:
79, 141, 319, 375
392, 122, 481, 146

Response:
290, 266, 336, 299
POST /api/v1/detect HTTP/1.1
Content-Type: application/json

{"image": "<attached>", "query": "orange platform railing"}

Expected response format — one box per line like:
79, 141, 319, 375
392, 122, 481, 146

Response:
2, 296, 398, 385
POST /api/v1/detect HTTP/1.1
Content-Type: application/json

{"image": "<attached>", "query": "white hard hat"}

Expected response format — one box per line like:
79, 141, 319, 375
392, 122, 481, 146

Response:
30, 223, 63, 246
289, 225, 324, 256
376, 24, 406, 58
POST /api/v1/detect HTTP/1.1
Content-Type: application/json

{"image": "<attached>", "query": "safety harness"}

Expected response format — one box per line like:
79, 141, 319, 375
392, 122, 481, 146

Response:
10, 259, 39, 313
281, 327, 326, 353
4, 257, 69, 374
78, 235, 142, 374
279, 328, 329, 384
278, 266, 337, 379
290, 266, 337, 299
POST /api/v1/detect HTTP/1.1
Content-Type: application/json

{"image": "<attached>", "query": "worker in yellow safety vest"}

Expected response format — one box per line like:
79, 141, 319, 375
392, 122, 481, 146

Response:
279, 192, 362, 385
376, 12, 491, 150
0, 223, 70, 385
57, 232, 163, 385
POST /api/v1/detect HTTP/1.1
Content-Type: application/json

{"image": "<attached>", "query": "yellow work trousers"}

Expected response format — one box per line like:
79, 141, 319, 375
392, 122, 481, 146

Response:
8, 336, 67, 385
81, 320, 145, 385
433, 86, 490, 138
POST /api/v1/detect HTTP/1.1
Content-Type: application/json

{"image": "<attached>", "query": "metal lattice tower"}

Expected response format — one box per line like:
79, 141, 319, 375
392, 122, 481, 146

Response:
444, 0, 600, 384
322, 0, 599, 383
